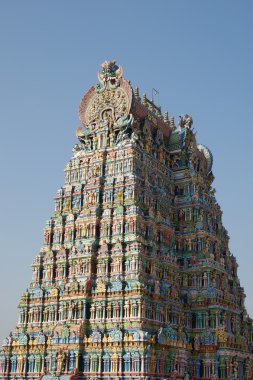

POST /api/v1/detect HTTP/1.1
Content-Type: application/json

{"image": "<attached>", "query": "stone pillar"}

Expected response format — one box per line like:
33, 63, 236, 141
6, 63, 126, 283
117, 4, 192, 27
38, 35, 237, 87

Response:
65, 353, 69, 373
119, 355, 122, 373
75, 352, 79, 369
98, 354, 101, 372
141, 355, 144, 373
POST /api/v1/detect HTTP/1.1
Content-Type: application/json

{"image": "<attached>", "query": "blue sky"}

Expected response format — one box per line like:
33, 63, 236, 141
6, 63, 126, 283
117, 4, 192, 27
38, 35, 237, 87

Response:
0, 1, 252, 340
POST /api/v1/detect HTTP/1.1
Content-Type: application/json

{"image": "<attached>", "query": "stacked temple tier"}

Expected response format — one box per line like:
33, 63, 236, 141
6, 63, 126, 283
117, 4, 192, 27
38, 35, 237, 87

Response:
1, 60, 253, 380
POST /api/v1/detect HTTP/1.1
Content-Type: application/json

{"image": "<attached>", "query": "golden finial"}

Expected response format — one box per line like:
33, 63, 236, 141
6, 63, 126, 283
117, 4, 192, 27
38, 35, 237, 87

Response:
142, 93, 147, 106
134, 86, 139, 99
170, 116, 176, 129
164, 111, 169, 124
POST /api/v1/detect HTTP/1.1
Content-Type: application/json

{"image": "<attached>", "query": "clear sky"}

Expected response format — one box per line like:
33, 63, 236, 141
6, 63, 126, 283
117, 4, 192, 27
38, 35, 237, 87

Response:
0, 0, 252, 341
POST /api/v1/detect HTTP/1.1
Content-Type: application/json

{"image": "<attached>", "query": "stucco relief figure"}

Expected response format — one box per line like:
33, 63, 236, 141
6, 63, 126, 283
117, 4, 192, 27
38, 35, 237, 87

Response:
194, 335, 200, 350
44, 230, 51, 244
101, 109, 114, 130
56, 351, 64, 373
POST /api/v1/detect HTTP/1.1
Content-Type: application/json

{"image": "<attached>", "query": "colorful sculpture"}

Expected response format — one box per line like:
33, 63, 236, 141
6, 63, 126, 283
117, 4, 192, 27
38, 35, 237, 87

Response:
1, 61, 253, 380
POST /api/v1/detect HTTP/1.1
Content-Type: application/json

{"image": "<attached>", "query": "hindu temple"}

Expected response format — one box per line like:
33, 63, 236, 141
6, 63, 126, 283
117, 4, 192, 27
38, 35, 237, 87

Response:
1, 61, 253, 380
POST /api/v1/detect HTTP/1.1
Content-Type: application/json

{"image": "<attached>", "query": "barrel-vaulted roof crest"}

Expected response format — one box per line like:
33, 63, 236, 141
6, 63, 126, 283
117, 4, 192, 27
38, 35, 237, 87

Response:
78, 60, 132, 129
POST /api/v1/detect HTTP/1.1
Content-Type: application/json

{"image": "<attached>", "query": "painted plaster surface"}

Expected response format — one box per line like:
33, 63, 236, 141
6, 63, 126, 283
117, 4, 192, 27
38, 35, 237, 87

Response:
1, 61, 252, 380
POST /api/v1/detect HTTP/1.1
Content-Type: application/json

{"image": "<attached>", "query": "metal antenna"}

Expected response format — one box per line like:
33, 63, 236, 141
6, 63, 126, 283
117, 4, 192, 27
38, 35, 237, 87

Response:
152, 88, 159, 105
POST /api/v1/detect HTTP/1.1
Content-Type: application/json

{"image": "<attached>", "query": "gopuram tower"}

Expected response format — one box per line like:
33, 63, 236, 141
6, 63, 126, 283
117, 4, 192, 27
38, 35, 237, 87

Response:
1, 61, 253, 380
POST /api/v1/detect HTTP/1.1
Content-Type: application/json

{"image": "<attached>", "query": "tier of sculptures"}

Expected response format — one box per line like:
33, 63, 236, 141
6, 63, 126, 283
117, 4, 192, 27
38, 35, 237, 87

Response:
1, 61, 252, 380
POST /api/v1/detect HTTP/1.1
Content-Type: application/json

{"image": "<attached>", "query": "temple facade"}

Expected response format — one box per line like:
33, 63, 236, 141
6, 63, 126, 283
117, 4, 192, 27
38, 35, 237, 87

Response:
1, 61, 253, 380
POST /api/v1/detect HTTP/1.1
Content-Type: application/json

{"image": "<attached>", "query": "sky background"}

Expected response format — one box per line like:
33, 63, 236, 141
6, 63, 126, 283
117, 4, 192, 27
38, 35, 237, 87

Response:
0, 1, 253, 341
